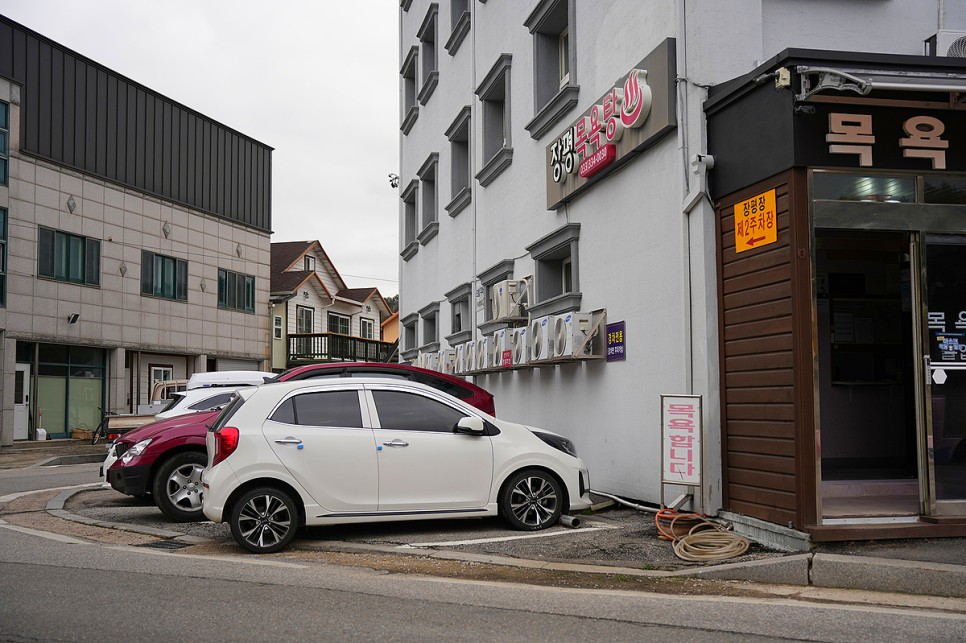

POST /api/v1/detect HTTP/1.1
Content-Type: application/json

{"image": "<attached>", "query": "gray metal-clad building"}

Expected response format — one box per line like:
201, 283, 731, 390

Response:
0, 15, 274, 445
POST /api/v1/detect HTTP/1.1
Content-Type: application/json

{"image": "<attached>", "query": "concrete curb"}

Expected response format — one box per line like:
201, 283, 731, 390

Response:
31, 454, 105, 467
38, 488, 966, 598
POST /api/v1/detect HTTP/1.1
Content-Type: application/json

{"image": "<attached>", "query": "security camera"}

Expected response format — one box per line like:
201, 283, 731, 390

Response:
690, 154, 715, 172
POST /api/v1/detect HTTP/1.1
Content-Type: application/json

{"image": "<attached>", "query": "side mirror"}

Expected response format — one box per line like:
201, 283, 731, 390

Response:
453, 416, 485, 435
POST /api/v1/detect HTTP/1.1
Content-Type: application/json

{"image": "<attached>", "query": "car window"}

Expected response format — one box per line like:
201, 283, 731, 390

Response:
188, 391, 236, 411
410, 372, 473, 399
270, 391, 363, 428
371, 390, 467, 433
291, 371, 344, 381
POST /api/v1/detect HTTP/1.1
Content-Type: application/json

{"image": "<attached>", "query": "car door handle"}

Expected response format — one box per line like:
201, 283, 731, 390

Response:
381, 439, 409, 448
275, 438, 302, 445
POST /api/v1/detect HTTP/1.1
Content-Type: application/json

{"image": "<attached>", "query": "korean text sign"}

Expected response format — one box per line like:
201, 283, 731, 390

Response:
661, 395, 702, 486
606, 321, 626, 362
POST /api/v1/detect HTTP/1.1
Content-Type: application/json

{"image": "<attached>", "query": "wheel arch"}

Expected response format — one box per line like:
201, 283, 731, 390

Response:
223, 478, 306, 530
496, 465, 570, 511
147, 444, 207, 487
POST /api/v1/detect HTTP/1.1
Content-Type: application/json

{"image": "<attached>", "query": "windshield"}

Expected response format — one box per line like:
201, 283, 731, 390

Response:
208, 394, 244, 432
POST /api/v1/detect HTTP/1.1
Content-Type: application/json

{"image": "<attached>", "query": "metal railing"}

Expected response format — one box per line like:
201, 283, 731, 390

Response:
287, 332, 395, 364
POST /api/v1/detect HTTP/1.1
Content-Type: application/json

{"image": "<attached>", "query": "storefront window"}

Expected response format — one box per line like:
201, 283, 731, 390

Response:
924, 176, 966, 205
813, 173, 915, 203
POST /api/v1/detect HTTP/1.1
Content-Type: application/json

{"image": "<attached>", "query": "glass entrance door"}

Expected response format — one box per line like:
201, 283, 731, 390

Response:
923, 235, 966, 515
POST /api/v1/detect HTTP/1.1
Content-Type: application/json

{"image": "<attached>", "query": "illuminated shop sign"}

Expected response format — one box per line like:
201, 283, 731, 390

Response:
545, 38, 676, 210
827, 113, 948, 169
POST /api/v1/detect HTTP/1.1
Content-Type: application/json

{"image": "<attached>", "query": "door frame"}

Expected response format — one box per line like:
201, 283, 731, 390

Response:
14, 363, 30, 440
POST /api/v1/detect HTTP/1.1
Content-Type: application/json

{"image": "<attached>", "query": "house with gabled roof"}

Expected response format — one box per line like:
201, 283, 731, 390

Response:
270, 241, 394, 370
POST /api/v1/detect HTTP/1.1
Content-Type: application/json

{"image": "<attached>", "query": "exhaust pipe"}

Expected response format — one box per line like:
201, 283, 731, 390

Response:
559, 514, 581, 529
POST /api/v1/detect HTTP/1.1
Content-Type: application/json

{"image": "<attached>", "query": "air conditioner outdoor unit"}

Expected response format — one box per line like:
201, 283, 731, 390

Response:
511, 327, 529, 366
529, 315, 555, 361
463, 340, 477, 373
454, 344, 466, 374
926, 30, 966, 57
423, 351, 439, 372
477, 336, 492, 370
412, 353, 425, 369
490, 278, 532, 321
493, 328, 512, 367
553, 312, 595, 358
439, 349, 456, 375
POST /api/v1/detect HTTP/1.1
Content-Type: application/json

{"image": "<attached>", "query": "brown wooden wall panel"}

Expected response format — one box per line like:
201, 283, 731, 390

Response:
725, 351, 793, 372
727, 435, 797, 457
728, 483, 796, 510
726, 386, 794, 404
717, 172, 809, 528
728, 500, 796, 526
726, 369, 794, 388
726, 420, 796, 440
728, 468, 797, 493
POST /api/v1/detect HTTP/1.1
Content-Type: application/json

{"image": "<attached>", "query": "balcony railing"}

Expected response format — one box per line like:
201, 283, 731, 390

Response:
287, 332, 395, 365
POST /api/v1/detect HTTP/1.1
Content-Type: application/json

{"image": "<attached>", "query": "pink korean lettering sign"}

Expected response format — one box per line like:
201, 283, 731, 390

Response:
661, 395, 702, 486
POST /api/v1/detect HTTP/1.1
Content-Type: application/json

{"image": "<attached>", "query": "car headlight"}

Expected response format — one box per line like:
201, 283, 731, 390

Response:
531, 430, 577, 457
120, 439, 153, 464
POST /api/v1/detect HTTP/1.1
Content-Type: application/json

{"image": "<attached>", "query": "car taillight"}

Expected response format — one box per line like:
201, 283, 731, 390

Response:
213, 426, 240, 466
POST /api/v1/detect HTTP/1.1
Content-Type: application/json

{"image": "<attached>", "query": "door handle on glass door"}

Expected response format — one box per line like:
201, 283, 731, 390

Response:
382, 439, 409, 447
275, 438, 302, 445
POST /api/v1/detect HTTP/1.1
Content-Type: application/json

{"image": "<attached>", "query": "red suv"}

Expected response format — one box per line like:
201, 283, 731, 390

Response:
105, 363, 495, 521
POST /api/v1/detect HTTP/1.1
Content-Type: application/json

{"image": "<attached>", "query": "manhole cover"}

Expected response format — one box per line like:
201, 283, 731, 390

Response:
137, 540, 191, 551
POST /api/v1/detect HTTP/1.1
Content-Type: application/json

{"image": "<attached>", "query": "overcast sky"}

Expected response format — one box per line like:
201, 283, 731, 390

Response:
0, 0, 401, 295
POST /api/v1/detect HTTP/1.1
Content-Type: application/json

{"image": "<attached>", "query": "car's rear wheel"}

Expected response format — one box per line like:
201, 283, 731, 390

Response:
152, 451, 207, 522
499, 468, 563, 531
229, 487, 299, 554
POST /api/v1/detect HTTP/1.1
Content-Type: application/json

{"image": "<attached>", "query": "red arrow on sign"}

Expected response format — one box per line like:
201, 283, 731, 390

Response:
747, 236, 766, 246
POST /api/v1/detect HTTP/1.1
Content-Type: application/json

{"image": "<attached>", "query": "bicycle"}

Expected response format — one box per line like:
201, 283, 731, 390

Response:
91, 408, 120, 445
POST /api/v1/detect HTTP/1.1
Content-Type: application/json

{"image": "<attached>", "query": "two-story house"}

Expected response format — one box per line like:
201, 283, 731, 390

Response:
270, 240, 393, 371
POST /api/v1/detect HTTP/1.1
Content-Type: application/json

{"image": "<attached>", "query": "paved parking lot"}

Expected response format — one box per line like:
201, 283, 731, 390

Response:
67, 485, 782, 571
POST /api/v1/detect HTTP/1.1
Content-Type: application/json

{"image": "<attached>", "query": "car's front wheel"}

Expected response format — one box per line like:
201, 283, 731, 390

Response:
229, 487, 299, 554
499, 468, 563, 531
153, 451, 207, 522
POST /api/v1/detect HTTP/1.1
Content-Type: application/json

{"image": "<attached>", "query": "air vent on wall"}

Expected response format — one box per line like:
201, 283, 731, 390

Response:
925, 30, 966, 57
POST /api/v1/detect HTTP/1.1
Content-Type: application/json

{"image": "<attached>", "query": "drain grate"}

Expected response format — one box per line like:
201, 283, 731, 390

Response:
137, 539, 191, 551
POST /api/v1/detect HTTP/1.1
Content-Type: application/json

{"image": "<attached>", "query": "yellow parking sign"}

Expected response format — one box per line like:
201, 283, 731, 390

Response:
734, 189, 777, 253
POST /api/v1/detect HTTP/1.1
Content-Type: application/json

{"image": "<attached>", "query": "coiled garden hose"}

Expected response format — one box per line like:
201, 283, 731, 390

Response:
656, 508, 751, 562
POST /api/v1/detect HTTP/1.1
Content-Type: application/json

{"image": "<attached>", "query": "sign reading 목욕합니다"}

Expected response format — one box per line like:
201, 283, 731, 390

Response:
545, 38, 677, 210
661, 395, 702, 487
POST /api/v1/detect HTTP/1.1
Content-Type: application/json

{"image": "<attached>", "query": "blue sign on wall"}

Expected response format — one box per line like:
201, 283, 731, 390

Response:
606, 321, 626, 362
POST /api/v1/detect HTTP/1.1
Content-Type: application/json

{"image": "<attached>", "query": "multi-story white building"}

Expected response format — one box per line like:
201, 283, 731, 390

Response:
398, 1, 966, 545
0, 16, 273, 445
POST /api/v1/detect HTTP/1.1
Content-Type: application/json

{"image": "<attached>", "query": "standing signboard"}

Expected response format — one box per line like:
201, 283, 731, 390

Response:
661, 395, 702, 498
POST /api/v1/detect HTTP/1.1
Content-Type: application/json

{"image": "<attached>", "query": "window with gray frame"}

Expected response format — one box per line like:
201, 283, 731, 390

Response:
38, 227, 101, 287
401, 313, 419, 359
526, 223, 581, 317
419, 302, 440, 351
141, 250, 186, 300
445, 107, 472, 217
400, 179, 419, 260
400, 46, 419, 134
217, 268, 255, 313
475, 54, 513, 187
417, 154, 439, 245
0, 101, 8, 186
417, 4, 439, 105
445, 282, 472, 344
524, 0, 579, 139
445, 0, 471, 55
0, 208, 6, 306
477, 259, 514, 334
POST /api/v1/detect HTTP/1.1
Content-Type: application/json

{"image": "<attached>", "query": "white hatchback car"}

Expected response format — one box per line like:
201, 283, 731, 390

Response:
202, 378, 592, 553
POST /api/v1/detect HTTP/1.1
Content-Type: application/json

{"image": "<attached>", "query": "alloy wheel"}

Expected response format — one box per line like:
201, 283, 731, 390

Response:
508, 474, 559, 528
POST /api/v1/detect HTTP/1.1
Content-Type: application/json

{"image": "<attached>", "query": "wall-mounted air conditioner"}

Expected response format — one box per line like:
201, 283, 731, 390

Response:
926, 30, 966, 57
490, 278, 532, 321
463, 340, 477, 373
477, 336, 492, 370
454, 344, 466, 374
554, 312, 595, 358
493, 328, 512, 367
423, 351, 439, 372
412, 352, 426, 369
529, 315, 555, 361
511, 327, 529, 366
439, 349, 456, 375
